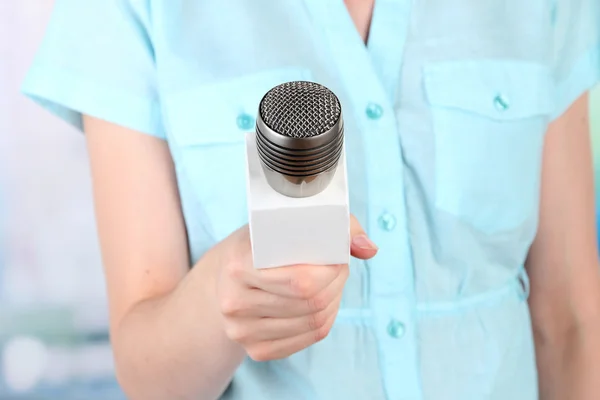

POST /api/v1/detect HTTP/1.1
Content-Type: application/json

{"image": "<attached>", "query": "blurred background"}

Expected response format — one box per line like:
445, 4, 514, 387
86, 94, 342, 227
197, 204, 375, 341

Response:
0, 1, 126, 399
0, 2, 599, 400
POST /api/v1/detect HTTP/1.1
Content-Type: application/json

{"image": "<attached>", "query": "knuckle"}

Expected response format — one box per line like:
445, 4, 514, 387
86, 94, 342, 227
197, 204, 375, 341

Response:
308, 311, 329, 331
225, 261, 246, 281
289, 273, 317, 299
308, 313, 319, 331
223, 323, 237, 340
308, 293, 329, 313
247, 346, 273, 362
220, 296, 243, 316
313, 324, 332, 343
225, 324, 249, 343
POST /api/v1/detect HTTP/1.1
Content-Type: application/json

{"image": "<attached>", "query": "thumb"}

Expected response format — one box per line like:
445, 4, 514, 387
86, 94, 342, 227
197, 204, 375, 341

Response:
349, 214, 378, 260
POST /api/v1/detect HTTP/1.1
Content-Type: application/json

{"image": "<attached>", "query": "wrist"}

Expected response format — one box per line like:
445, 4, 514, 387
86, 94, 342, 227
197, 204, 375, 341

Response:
191, 246, 245, 346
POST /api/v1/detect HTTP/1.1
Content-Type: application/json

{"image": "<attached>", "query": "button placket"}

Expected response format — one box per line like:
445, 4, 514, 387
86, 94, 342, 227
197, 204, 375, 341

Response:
302, 0, 422, 396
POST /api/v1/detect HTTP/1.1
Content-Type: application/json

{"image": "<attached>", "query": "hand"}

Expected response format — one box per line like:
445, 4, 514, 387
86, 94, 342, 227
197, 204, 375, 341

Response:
214, 215, 378, 361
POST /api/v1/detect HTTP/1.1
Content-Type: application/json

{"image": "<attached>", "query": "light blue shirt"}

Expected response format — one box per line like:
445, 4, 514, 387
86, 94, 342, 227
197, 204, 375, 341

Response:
22, 1, 600, 399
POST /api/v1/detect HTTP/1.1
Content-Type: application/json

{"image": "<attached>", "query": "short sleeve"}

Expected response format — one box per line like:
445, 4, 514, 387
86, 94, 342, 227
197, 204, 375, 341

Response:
21, 0, 165, 139
551, 0, 600, 120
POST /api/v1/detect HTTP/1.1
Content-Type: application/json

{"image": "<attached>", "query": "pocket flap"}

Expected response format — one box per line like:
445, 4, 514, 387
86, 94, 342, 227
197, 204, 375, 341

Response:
423, 60, 554, 120
164, 67, 314, 146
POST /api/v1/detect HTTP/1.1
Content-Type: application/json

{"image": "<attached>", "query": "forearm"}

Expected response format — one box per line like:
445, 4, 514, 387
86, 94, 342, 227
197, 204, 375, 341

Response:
526, 93, 600, 400
112, 249, 246, 400
530, 260, 600, 400
535, 319, 600, 400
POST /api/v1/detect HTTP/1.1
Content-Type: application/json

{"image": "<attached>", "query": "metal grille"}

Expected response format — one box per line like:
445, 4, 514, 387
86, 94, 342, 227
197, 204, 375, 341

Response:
259, 81, 341, 138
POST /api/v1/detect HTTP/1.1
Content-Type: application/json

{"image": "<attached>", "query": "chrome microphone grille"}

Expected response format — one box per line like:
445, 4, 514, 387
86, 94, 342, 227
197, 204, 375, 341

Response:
255, 81, 344, 198
259, 81, 341, 139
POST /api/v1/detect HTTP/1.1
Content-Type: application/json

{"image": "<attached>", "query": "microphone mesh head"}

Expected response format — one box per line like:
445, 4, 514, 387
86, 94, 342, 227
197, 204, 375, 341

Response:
259, 81, 341, 139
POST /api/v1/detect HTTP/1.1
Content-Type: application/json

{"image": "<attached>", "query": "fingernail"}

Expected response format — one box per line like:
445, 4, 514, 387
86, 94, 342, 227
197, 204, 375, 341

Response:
352, 235, 378, 251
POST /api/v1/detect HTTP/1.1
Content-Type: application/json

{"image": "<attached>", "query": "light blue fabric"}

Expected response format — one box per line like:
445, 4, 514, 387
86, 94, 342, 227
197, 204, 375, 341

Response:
21, 0, 600, 399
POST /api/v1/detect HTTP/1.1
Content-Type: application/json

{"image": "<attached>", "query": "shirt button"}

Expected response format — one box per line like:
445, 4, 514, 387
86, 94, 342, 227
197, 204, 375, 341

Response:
236, 113, 255, 130
365, 102, 384, 120
494, 94, 510, 112
387, 319, 406, 339
378, 212, 397, 232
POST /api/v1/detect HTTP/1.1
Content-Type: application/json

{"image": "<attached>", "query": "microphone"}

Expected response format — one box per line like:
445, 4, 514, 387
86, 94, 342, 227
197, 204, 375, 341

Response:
255, 81, 344, 198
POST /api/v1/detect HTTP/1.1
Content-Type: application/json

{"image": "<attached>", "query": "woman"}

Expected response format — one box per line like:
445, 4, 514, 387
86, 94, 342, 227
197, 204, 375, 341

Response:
22, 0, 600, 399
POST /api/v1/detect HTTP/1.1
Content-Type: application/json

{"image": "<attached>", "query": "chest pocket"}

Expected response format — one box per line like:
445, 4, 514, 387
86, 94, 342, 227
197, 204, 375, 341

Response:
164, 67, 314, 241
424, 60, 554, 234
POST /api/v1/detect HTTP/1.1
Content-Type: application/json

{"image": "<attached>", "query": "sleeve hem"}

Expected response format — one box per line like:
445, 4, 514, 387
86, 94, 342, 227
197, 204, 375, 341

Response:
551, 44, 600, 121
20, 63, 166, 140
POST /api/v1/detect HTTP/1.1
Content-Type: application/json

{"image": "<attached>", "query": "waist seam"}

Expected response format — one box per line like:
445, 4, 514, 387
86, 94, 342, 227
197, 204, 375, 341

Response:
416, 271, 529, 317
334, 270, 529, 323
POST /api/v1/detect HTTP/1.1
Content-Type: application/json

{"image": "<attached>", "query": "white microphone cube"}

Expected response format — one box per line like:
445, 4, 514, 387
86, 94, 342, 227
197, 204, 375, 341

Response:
245, 132, 350, 269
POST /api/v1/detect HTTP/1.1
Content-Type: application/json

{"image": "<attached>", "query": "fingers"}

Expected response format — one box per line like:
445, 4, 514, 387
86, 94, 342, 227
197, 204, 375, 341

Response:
221, 266, 347, 360
220, 288, 304, 318
245, 310, 338, 362
349, 214, 378, 260
226, 291, 343, 343
239, 215, 375, 297
228, 216, 375, 301
222, 265, 348, 318
216, 215, 375, 362
242, 263, 344, 299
